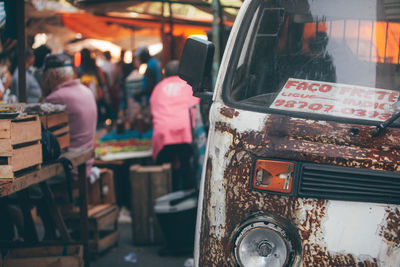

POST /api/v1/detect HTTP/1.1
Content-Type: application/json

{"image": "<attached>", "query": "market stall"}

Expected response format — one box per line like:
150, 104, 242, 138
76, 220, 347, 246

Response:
0, 145, 93, 267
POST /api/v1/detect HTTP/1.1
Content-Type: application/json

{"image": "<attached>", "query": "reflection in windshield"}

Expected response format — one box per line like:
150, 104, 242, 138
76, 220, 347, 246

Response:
293, 31, 336, 83
229, 0, 400, 121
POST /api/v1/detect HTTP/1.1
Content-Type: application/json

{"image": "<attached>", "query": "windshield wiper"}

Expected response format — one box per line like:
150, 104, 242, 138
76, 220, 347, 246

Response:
371, 111, 400, 137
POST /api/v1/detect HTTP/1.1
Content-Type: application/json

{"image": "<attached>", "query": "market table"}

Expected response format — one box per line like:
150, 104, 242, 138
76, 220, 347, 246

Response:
95, 129, 152, 161
0, 148, 94, 267
94, 129, 153, 208
97, 149, 152, 161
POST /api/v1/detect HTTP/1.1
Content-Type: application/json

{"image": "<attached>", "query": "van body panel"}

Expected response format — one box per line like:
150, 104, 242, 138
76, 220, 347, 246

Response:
191, 0, 400, 265
196, 103, 400, 266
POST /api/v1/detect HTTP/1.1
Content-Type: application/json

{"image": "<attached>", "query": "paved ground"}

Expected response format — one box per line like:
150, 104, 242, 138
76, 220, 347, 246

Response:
93, 223, 191, 267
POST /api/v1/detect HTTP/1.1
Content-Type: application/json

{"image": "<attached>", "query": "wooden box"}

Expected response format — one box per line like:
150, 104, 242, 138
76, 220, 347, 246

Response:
89, 229, 120, 256
0, 244, 83, 267
63, 204, 120, 257
88, 168, 116, 205
41, 112, 70, 150
130, 164, 172, 245
0, 115, 42, 180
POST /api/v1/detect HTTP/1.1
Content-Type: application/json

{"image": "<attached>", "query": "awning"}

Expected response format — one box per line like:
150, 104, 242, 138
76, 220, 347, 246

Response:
60, 11, 217, 41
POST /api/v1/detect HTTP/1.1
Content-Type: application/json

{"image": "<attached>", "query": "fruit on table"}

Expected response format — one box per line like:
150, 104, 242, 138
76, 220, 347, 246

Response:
95, 138, 151, 156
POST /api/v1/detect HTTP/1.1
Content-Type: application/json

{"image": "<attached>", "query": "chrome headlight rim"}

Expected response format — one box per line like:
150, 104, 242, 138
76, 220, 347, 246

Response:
229, 212, 303, 267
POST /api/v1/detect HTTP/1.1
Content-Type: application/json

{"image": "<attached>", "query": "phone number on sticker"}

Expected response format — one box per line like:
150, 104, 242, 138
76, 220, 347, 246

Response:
272, 99, 391, 120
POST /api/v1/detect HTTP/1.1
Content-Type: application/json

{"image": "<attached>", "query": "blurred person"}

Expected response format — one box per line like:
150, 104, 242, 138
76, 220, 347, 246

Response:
119, 49, 134, 80
135, 46, 161, 103
117, 49, 134, 111
32, 44, 51, 87
0, 81, 5, 101
101, 50, 121, 112
124, 56, 143, 119
0, 54, 12, 101
10, 48, 42, 103
78, 48, 110, 124
0, 54, 12, 89
150, 60, 200, 190
101, 51, 118, 90
78, 48, 105, 99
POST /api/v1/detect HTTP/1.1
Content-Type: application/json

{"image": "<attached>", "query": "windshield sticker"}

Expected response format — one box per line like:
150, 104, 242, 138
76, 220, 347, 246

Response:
270, 78, 400, 121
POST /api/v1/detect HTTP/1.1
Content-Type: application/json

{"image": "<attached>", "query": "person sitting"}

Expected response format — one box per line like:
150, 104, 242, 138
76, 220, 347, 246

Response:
42, 53, 97, 178
150, 60, 200, 190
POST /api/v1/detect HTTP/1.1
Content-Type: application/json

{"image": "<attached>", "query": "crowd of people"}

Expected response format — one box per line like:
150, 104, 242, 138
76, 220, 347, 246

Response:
0, 43, 204, 192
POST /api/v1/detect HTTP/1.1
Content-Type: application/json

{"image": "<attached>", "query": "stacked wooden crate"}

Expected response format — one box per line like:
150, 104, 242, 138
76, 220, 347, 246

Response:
0, 244, 83, 267
62, 169, 119, 258
130, 164, 172, 245
0, 115, 42, 180
41, 112, 70, 150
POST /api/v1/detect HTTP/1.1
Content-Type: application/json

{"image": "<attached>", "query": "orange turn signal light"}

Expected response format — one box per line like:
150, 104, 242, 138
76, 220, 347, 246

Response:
252, 160, 295, 194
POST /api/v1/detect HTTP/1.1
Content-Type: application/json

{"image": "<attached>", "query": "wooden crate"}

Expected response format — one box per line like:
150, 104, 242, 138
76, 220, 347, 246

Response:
0, 244, 83, 267
130, 164, 172, 245
0, 115, 42, 180
59, 168, 116, 204
41, 112, 70, 150
63, 204, 120, 257
88, 168, 116, 205
89, 229, 120, 255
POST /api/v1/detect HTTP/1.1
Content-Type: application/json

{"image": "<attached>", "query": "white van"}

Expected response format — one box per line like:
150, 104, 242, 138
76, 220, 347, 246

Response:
179, 0, 400, 266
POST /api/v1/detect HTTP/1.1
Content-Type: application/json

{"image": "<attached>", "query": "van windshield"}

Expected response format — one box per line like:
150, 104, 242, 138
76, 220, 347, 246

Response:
228, 0, 400, 123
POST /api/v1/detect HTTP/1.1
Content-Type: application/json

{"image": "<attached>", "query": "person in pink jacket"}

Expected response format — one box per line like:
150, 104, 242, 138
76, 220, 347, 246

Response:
150, 60, 199, 190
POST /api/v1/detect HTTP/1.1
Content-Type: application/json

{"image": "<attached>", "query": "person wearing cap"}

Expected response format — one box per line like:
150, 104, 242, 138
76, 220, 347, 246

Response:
134, 46, 161, 103
10, 48, 42, 103
150, 60, 200, 190
42, 53, 97, 178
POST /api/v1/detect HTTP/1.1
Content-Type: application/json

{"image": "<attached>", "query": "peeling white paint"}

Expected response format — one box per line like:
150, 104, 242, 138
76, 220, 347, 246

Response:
230, 109, 268, 132
378, 244, 400, 267
206, 129, 232, 238
323, 201, 388, 259
213, 103, 268, 133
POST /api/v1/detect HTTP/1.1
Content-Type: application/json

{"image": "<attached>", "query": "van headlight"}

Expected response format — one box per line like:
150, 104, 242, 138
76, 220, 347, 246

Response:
231, 213, 302, 267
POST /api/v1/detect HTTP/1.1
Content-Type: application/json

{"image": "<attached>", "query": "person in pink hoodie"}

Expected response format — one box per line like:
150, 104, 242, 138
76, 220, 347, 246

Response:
150, 60, 199, 190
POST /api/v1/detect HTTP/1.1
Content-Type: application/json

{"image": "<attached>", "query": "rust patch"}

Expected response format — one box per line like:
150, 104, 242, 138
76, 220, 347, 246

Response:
199, 157, 230, 266
220, 107, 239, 119
214, 114, 400, 172
198, 114, 397, 265
200, 145, 379, 265
380, 207, 400, 246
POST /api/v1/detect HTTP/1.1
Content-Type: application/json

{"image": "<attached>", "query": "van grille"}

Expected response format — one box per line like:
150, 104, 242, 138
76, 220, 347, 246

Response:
298, 164, 400, 204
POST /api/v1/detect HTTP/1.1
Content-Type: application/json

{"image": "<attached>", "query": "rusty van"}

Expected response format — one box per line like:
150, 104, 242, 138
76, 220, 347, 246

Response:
178, 0, 400, 266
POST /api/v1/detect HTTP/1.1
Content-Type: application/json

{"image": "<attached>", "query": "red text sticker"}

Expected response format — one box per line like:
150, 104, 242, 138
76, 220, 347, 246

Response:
270, 78, 399, 121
